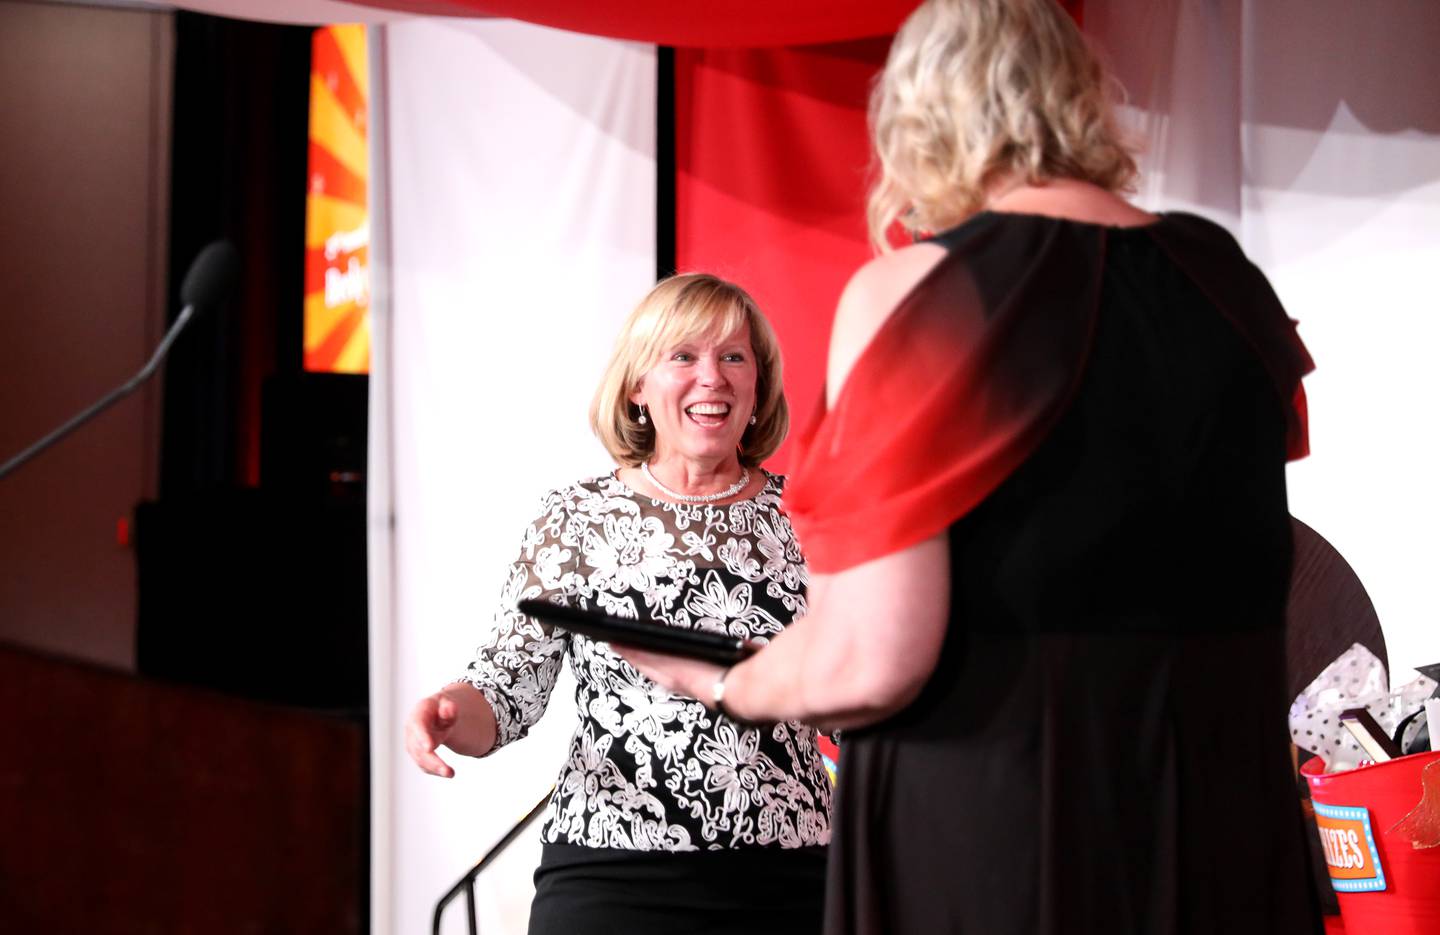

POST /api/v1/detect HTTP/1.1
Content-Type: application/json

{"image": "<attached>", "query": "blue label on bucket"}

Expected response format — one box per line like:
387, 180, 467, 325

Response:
1313, 802, 1386, 893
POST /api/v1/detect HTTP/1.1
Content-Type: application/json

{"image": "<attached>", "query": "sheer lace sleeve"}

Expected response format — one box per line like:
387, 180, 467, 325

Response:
457, 488, 579, 752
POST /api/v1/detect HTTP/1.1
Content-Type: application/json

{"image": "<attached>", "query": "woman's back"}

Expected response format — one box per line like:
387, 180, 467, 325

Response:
942, 215, 1292, 639
825, 211, 1323, 935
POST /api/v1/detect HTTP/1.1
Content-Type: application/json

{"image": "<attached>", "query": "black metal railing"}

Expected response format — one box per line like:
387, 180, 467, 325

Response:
432, 788, 554, 935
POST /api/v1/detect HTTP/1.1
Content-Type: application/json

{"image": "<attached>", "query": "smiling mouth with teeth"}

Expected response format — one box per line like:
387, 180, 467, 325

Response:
685, 402, 731, 424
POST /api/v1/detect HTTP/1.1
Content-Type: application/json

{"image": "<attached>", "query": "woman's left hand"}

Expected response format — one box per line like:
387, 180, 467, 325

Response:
615, 644, 727, 707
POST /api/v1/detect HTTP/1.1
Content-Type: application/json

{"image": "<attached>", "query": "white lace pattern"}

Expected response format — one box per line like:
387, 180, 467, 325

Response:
460, 472, 831, 851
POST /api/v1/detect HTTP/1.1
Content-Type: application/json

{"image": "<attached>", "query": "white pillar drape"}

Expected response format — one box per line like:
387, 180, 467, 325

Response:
367, 20, 656, 934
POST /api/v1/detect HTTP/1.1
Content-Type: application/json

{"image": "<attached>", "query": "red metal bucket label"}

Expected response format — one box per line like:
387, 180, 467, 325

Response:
1313, 802, 1387, 892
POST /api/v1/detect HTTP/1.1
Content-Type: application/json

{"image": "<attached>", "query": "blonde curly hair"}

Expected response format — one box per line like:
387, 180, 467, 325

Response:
868, 0, 1138, 250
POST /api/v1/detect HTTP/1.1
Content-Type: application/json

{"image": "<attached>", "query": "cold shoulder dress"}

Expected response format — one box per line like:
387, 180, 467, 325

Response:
783, 211, 1325, 935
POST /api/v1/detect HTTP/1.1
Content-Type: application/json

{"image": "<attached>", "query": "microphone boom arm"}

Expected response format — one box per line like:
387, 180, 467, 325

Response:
0, 304, 197, 482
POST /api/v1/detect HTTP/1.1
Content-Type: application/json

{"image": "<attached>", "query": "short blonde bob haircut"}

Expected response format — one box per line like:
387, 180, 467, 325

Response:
590, 273, 789, 469
869, 0, 1138, 250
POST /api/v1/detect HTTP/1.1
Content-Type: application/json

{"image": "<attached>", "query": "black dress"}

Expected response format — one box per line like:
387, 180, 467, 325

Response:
818, 213, 1326, 934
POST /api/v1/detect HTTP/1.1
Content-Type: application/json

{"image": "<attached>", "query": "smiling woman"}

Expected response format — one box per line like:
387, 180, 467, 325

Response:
403, 273, 828, 935
590, 273, 789, 496
631, 325, 756, 472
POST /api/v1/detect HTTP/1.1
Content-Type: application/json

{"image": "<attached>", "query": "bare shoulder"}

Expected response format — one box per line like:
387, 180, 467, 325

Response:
827, 242, 948, 407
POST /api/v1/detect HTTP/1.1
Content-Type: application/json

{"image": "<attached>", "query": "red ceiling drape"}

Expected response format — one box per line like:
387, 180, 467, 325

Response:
344, 0, 919, 46
344, 0, 1081, 46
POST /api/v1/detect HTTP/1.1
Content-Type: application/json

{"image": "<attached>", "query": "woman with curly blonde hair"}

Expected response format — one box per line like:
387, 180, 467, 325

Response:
625, 1, 1324, 932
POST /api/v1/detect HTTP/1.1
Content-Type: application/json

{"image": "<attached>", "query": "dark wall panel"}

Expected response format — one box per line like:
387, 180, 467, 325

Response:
0, 1, 172, 670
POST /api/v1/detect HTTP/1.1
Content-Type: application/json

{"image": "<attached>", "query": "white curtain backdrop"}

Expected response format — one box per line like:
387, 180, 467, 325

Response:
366, 19, 656, 935
1089, 0, 1440, 681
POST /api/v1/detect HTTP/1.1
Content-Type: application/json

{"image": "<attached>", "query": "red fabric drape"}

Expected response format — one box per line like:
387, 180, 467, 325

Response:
345, 0, 917, 46
346, 0, 1084, 45
674, 41, 891, 471
172, 0, 1087, 36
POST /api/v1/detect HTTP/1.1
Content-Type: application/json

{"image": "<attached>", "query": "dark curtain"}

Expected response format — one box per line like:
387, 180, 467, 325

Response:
163, 11, 310, 494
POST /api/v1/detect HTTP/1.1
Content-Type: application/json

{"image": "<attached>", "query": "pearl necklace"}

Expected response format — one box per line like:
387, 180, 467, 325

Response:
641, 462, 750, 504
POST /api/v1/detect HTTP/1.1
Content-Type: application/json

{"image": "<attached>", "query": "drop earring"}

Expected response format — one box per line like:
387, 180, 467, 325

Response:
749, 410, 757, 426
637, 404, 648, 425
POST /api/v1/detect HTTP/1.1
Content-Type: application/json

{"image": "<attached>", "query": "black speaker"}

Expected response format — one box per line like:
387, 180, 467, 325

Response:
261, 372, 368, 504
134, 489, 368, 709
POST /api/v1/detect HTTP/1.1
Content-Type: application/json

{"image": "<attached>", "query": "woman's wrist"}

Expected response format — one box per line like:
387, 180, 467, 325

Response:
439, 681, 500, 757
711, 666, 734, 717
710, 660, 768, 725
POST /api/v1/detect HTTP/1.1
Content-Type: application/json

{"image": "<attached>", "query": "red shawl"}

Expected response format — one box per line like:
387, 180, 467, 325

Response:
783, 212, 1313, 573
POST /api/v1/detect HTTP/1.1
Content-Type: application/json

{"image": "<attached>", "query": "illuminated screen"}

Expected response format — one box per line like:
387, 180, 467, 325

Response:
304, 24, 370, 374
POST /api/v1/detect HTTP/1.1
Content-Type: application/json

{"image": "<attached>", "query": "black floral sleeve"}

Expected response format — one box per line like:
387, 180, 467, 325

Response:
458, 488, 577, 748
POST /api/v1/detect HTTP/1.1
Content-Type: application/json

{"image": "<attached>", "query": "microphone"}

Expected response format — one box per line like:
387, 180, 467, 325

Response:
180, 240, 241, 309
0, 240, 241, 481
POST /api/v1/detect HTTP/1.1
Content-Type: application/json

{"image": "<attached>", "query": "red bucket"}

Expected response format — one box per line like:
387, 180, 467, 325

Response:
1302, 751, 1440, 935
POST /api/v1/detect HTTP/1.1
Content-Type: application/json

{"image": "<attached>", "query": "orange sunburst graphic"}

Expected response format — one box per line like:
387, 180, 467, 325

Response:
304, 24, 370, 374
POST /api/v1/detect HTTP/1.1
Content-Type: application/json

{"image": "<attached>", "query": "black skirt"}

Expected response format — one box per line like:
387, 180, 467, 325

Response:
528, 843, 827, 935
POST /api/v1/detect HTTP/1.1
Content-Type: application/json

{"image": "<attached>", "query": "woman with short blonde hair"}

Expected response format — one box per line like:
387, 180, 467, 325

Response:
591, 273, 788, 468
405, 273, 829, 935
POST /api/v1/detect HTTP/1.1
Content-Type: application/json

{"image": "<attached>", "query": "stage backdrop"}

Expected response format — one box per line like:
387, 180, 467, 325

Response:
365, 20, 656, 934
362, 3, 1439, 934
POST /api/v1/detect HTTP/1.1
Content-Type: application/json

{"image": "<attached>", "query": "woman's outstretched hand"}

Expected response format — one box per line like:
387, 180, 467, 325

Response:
404, 683, 501, 776
405, 692, 461, 778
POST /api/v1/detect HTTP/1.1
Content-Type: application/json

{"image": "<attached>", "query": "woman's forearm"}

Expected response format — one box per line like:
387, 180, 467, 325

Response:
720, 615, 878, 730
721, 534, 951, 731
722, 605, 921, 730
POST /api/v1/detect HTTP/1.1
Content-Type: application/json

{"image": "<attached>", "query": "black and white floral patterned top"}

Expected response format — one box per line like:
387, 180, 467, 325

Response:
459, 470, 832, 851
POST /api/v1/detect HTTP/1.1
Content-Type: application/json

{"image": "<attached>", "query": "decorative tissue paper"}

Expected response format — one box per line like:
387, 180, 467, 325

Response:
1290, 643, 1436, 772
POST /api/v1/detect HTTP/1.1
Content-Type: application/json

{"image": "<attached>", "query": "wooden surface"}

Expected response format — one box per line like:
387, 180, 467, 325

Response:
0, 644, 365, 933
